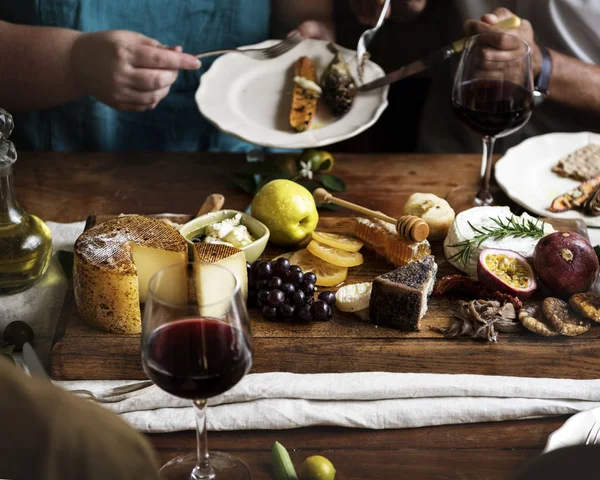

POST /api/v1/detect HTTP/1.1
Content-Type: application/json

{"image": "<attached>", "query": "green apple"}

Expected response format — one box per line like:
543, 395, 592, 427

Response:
251, 179, 318, 246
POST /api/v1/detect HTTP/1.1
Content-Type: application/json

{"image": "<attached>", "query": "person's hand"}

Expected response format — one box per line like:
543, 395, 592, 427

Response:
70, 30, 201, 112
463, 8, 542, 76
289, 21, 335, 41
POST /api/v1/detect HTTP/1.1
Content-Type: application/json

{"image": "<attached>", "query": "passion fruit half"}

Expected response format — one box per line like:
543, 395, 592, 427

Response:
477, 248, 537, 299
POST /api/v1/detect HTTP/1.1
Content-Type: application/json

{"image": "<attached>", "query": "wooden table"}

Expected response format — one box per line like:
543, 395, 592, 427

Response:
14, 151, 579, 479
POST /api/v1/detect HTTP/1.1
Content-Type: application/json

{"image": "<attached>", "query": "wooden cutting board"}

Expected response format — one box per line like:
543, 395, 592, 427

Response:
50, 215, 600, 380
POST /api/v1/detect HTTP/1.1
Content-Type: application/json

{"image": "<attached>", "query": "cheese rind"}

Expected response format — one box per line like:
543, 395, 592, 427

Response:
74, 215, 188, 334
444, 207, 555, 278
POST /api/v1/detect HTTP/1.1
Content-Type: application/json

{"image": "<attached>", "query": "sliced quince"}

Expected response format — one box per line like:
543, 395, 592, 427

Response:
289, 249, 348, 287
306, 240, 364, 267
311, 231, 364, 253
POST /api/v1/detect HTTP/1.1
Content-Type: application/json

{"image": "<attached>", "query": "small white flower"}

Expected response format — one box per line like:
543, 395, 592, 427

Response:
299, 160, 313, 180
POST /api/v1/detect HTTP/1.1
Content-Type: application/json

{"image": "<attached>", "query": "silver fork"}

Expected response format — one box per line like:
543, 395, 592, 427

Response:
585, 421, 600, 445
69, 380, 155, 404
194, 32, 301, 60
356, 0, 391, 81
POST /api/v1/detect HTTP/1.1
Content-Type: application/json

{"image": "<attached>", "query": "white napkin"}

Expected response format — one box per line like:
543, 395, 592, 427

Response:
57, 373, 600, 433
0, 222, 85, 363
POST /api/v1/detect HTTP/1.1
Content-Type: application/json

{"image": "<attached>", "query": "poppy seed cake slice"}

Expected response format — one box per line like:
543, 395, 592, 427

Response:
369, 255, 437, 331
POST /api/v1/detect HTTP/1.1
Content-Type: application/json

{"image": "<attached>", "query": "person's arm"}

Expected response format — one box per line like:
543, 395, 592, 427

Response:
0, 21, 200, 112
464, 8, 600, 114
271, 0, 334, 40
349, 0, 427, 26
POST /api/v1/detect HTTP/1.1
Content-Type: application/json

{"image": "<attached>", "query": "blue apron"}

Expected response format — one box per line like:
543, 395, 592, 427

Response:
0, 0, 270, 152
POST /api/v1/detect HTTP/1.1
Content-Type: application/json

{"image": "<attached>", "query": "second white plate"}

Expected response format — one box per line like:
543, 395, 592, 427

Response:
196, 39, 389, 149
495, 131, 600, 228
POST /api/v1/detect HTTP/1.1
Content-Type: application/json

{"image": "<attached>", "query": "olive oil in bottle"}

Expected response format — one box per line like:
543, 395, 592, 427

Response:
0, 109, 52, 294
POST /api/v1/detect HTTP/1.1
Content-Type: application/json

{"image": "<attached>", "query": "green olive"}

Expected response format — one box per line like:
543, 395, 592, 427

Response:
297, 455, 336, 480
3, 321, 34, 352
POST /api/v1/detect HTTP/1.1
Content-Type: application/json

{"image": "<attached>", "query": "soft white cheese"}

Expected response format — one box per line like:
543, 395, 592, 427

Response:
443, 206, 555, 278
203, 213, 255, 249
293, 76, 322, 95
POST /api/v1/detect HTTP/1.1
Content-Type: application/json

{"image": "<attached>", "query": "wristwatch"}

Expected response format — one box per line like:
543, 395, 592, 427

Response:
533, 44, 552, 105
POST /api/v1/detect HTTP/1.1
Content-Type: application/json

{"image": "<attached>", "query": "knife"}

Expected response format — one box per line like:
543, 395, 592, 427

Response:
358, 16, 521, 92
22, 342, 50, 380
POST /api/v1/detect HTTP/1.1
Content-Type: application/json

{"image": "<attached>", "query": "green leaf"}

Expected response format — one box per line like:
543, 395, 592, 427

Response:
1, 345, 15, 354
318, 174, 346, 192
231, 173, 257, 195
317, 202, 344, 211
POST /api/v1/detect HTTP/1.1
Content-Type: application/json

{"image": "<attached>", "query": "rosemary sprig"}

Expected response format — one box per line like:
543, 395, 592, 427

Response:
449, 216, 547, 266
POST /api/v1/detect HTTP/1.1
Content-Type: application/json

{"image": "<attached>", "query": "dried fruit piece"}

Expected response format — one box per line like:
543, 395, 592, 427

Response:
306, 240, 364, 267
518, 304, 559, 337
311, 231, 363, 252
542, 297, 591, 336
569, 292, 600, 323
289, 249, 348, 287
549, 174, 600, 212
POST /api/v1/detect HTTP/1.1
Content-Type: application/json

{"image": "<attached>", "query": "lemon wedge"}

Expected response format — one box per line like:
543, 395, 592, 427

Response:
311, 231, 364, 253
307, 240, 364, 267
289, 249, 348, 287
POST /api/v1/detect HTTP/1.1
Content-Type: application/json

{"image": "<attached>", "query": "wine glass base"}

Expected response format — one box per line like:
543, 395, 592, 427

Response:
446, 184, 495, 213
159, 451, 252, 480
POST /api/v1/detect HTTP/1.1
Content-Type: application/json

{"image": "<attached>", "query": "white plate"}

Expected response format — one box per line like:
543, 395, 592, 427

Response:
495, 131, 600, 228
196, 39, 389, 149
544, 407, 600, 453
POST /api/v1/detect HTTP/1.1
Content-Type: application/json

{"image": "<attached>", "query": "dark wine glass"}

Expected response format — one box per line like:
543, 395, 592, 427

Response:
142, 262, 253, 480
449, 32, 534, 210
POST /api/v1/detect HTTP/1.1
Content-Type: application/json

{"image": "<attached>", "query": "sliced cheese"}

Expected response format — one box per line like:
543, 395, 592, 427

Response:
192, 243, 248, 318
443, 206, 555, 278
73, 215, 188, 334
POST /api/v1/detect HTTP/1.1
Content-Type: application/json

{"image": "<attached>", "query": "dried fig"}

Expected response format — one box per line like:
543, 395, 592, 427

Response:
569, 292, 600, 323
518, 304, 559, 337
542, 297, 591, 336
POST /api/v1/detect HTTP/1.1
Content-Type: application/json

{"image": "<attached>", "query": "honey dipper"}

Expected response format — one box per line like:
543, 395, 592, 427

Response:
313, 188, 429, 242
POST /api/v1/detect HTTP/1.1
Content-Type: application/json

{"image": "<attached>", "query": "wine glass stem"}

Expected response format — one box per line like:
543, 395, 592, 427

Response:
476, 136, 496, 206
192, 399, 215, 480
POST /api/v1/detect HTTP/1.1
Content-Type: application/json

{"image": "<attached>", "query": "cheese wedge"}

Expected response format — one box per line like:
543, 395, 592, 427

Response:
73, 215, 188, 334
192, 243, 248, 318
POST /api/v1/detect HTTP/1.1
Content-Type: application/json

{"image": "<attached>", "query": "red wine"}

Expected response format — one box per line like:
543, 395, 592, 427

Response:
143, 318, 252, 399
453, 79, 533, 138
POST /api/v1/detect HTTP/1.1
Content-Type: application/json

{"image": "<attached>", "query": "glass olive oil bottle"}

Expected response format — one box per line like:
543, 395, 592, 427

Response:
0, 109, 52, 294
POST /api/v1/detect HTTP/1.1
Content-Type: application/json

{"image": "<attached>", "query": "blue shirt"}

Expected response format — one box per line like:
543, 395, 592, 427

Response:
0, 0, 271, 152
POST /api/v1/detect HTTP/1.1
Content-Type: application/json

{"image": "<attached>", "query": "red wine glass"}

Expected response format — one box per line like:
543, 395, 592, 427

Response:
142, 262, 253, 480
448, 32, 534, 211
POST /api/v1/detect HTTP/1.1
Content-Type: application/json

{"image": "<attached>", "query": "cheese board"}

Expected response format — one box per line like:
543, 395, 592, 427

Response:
50, 214, 600, 381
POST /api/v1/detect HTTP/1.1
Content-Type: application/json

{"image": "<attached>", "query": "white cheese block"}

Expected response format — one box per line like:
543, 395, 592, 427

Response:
73, 215, 188, 334
443, 206, 555, 278
192, 243, 248, 318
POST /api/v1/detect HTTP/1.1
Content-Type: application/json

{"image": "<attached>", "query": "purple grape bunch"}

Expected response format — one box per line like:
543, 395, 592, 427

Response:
247, 257, 335, 322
